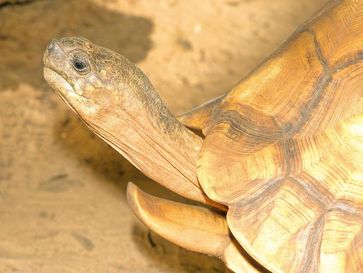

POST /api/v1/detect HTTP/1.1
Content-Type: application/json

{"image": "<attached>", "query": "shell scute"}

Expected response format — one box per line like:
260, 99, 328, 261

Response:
197, 1, 363, 272
310, 0, 363, 68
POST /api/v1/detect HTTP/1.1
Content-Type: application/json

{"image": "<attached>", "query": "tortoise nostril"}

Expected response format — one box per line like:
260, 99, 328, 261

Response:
47, 39, 60, 54
48, 41, 54, 51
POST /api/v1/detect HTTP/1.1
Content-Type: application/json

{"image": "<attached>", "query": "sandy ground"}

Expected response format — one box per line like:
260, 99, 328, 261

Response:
0, 0, 328, 272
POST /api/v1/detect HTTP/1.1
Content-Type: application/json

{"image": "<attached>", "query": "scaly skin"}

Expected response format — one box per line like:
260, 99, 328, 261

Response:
43, 36, 222, 209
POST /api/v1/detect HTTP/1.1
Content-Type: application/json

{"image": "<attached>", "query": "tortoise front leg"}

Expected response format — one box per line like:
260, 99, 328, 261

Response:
127, 182, 266, 273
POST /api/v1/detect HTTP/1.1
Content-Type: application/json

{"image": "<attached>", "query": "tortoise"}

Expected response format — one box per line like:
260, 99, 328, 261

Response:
43, 0, 363, 272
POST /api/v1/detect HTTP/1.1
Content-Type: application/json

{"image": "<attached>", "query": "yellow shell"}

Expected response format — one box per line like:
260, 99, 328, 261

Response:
197, 0, 363, 272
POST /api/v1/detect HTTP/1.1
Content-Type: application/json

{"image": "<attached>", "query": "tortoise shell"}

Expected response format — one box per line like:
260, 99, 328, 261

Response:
43, 0, 363, 272
195, 0, 363, 272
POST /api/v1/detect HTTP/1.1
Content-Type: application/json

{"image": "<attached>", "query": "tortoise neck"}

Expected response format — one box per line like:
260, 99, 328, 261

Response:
132, 84, 205, 196
126, 65, 203, 178
104, 71, 206, 203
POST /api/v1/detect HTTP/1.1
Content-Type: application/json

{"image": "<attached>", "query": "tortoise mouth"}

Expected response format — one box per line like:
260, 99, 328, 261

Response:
44, 67, 74, 94
43, 67, 81, 112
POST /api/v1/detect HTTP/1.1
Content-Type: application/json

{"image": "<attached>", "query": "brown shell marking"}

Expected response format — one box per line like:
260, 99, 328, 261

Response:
198, 0, 363, 272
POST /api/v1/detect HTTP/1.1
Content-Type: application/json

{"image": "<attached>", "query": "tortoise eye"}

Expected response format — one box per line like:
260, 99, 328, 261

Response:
72, 57, 89, 73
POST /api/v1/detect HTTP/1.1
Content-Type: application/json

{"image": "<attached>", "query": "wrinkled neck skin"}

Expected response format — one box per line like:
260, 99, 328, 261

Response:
43, 37, 222, 208
79, 63, 207, 204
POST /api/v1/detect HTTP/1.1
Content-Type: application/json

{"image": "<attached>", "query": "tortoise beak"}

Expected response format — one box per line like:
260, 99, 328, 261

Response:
43, 38, 64, 67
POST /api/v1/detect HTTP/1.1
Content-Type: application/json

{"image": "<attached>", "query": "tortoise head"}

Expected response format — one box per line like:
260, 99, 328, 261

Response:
43, 37, 156, 121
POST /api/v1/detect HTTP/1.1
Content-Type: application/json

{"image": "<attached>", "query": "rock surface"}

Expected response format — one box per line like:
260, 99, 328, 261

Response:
0, 0, 328, 272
